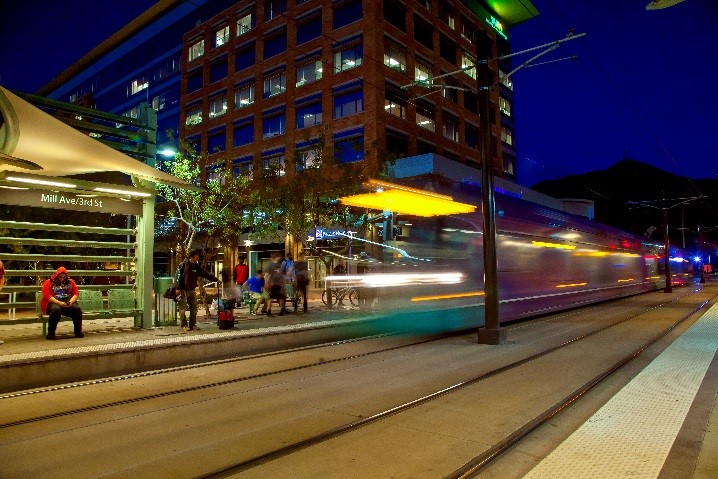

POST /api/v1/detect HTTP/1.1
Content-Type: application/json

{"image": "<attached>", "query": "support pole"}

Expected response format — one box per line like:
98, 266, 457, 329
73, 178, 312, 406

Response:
475, 30, 505, 345
663, 203, 672, 293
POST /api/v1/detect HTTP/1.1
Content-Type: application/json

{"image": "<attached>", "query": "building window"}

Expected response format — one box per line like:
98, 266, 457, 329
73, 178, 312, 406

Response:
296, 140, 320, 171
233, 155, 254, 177
461, 17, 474, 43
262, 112, 286, 138
334, 41, 363, 72
263, 71, 286, 98
384, 42, 406, 72
415, 60, 432, 85
464, 89, 478, 114
417, 0, 430, 10
442, 78, 458, 103
187, 70, 203, 93
439, 3, 455, 29
233, 119, 254, 147
503, 155, 516, 176
416, 102, 435, 131
206, 163, 226, 183
297, 13, 322, 45
235, 84, 254, 108
262, 149, 286, 176
189, 39, 205, 61
499, 96, 511, 116
465, 123, 479, 149
296, 98, 322, 129
333, 0, 362, 29
130, 77, 148, 95
499, 70, 513, 90
235, 42, 256, 72
152, 94, 166, 111
384, 0, 405, 31
296, 60, 322, 87
501, 126, 513, 146
461, 52, 476, 80
333, 128, 364, 163
443, 116, 458, 141
264, 0, 287, 21
264, 29, 287, 59
208, 128, 226, 153
214, 25, 230, 48
210, 58, 228, 83
333, 83, 363, 119
237, 11, 254, 36
385, 129, 409, 158
440, 34, 457, 65
414, 14, 433, 50
123, 106, 141, 120
384, 87, 407, 119
209, 95, 227, 119
186, 105, 202, 126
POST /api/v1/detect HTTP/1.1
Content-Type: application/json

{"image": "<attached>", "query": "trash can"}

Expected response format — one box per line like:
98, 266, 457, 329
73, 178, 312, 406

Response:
154, 277, 177, 326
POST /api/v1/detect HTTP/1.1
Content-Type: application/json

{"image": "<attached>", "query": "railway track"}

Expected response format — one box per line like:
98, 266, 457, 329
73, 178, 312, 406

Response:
0, 286, 712, 478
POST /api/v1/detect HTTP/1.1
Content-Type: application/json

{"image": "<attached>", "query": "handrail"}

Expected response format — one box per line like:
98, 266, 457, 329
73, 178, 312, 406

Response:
0, 284, 134, 292
0, 254, 134, 263
4, 269, 135, 277
0, 237, 135, 249
0, 220, 134, 236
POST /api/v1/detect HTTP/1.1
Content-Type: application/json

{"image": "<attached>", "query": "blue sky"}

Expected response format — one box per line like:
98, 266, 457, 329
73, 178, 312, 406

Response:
510, 0, 718, 185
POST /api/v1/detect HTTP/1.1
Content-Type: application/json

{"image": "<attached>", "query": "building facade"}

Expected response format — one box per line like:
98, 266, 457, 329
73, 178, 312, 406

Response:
179, 0, 535, 181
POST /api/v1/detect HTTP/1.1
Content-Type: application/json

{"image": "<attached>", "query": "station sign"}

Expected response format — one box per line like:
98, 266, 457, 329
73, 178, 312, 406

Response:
0, 186, 143, 215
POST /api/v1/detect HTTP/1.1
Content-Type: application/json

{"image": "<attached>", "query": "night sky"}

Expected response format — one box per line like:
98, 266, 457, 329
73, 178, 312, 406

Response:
1, 1, 716, 187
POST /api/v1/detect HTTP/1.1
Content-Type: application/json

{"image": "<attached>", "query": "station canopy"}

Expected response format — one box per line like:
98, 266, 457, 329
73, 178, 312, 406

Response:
0, 86, 194, 192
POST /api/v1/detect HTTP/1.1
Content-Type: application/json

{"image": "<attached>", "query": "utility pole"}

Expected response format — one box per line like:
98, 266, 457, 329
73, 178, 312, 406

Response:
401, 30, 585, 346
475, 30, 503, 345
628, 194, 704, 293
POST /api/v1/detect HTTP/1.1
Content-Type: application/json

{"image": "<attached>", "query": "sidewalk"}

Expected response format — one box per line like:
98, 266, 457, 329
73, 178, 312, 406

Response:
0, 296, 364, 357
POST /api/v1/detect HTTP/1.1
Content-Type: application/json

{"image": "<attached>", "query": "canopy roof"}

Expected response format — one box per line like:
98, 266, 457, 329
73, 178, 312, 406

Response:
0, 86, 195, 191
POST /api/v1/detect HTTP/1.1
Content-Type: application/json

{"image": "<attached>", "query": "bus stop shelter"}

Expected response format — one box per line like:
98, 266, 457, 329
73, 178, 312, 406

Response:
0, 86, 196, 328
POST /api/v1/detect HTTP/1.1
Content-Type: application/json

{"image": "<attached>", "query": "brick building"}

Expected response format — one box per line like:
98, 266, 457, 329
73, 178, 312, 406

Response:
179, 0, 536, 181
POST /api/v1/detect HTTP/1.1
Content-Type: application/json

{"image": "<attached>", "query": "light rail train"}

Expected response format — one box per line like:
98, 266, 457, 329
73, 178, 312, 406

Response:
326, 183, 692, 325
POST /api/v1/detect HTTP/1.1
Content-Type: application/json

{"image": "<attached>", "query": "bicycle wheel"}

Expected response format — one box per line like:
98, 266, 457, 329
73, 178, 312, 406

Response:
321, 289, 339, 305
349, 288, 361, 307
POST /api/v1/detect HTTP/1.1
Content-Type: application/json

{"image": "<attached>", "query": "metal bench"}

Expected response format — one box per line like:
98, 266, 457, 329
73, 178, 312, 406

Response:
35, 289, 142, 336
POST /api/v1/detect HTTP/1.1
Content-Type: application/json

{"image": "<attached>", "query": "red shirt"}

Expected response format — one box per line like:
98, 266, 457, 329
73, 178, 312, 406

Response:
235, 263, 249, 285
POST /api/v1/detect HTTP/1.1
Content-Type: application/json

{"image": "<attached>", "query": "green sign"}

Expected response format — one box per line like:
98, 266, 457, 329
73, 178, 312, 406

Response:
485, 15, 508, 40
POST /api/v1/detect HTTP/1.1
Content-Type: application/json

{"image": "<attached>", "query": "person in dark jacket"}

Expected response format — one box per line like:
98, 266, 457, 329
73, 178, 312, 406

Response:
178, 249, 218, 331
41, 267, 83, 340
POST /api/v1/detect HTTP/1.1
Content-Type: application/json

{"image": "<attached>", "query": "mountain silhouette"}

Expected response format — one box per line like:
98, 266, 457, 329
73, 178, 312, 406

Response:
531, 158, 718, 249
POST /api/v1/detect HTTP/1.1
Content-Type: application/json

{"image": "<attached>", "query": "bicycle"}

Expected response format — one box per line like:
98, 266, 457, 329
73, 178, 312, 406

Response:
322, 286, 360, 307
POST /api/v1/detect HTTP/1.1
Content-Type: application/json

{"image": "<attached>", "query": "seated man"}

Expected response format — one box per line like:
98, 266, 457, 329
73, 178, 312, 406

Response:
41, 267, 83, 340
243, 269, 269, 314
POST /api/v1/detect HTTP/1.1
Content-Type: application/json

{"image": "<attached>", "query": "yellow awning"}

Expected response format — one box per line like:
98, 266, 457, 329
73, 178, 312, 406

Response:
339, 179, 476, 217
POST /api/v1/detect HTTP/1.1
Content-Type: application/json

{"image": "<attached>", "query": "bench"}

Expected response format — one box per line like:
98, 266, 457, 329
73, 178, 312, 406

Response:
35, 289, 142, 336
269, 284, 301, 313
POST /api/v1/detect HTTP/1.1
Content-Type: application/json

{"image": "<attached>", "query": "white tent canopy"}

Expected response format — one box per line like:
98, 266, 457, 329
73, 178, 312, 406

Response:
0, 86, 193, 191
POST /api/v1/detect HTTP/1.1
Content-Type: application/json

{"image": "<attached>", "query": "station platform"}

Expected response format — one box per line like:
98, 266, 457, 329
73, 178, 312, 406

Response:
0, 290, 717, 478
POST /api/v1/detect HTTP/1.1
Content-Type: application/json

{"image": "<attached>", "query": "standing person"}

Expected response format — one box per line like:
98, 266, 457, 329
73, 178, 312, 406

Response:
234, 259, 249, 287
178, 249, 219, 332
243, 269, 269, 314
0, 260, 4, 345
41, 267, 83, 340
294, 260, 310, 313
280, 253, 294, 275
265, 254, 287, 316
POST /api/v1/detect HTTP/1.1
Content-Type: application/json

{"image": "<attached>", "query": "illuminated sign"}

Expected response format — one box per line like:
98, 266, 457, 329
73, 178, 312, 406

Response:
486, 16, 508, 40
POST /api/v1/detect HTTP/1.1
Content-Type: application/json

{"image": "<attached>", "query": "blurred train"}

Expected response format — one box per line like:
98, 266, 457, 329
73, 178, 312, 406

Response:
326, 183, 693, 325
